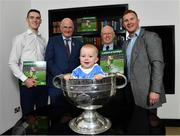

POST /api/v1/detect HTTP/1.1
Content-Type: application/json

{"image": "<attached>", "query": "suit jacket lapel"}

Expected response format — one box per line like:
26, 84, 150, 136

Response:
70, 38, 76, 58
131, 39, 141, 66
58, 35, 64, 46
131, 29, 145, 66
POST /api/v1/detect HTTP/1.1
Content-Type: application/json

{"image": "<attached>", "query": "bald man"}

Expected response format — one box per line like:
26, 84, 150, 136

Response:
45, 18, 83, 106
100, 25, 121, 51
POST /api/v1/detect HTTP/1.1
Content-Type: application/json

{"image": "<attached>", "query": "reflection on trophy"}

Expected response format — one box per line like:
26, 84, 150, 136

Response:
53, 73, 127, 134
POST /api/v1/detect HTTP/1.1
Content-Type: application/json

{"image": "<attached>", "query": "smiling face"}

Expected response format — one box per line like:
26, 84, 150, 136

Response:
80, 44, 99, 69
26, 11, 41, 32
122, 12, 140, 35
101, 25, 115, 44
60, 18, 74, 38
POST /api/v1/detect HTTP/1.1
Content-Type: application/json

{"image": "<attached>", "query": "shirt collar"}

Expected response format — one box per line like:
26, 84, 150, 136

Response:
127, 28, 141, 40
80, 63, 98, 74
62, 35, 72, 41
27, 29, 41, 36
103, 43, 114, 51
104, 43, 113, 47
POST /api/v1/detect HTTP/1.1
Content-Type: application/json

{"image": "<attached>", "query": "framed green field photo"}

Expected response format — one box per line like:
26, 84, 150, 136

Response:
76, 17, 97, 32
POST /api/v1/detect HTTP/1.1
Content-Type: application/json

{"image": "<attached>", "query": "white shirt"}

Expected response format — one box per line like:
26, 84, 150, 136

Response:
103, 43, 114, 51
9, 29, 46, 82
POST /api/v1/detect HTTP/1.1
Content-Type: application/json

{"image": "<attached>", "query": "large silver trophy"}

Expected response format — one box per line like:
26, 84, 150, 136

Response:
53, 73, 127, 134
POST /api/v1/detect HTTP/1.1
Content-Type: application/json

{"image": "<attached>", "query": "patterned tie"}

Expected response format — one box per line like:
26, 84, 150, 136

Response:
65, 39, 70, 56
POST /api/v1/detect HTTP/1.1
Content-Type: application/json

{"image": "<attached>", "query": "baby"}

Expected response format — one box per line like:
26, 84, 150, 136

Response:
64, 44, 105, 80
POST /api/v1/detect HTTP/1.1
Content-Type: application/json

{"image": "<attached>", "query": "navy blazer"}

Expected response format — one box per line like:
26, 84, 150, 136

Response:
45, 35, 83, 88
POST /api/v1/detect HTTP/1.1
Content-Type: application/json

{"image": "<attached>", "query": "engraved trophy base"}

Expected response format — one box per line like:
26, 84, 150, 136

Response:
69, 109, 111, 134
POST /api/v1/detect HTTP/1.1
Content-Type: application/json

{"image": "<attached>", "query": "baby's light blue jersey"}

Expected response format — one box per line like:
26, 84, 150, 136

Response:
72, 64, 105, 79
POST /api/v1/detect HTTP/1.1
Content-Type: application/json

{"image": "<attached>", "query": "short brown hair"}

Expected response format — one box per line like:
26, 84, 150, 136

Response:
27, 9, 41, 18
122, 9, 138, 18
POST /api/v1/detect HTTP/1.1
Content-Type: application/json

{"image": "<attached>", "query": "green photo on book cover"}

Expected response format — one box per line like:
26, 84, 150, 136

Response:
22, 61, 46, 86
76, 17, 97, 32
100, 49, 124, 74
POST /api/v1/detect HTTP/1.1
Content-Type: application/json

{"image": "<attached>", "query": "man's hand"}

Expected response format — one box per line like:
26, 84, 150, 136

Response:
149, 92, 160, 106
24, 78, 37, 88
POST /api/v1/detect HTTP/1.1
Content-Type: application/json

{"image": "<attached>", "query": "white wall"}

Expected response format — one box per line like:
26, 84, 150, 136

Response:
31, 0, 180, 119
0, 0, 30, 134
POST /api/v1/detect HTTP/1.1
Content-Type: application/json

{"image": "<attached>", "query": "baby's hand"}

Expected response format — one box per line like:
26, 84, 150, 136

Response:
94, 75, 104, 80
64, 74, 72, 80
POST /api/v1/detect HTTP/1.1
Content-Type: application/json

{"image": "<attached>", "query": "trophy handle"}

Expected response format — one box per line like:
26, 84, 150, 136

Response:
115, 73, 127, 89
53, 74, 64, 89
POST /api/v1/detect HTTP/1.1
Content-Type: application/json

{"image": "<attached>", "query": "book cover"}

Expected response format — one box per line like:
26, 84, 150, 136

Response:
76, 17, 97, 32
100, 49, 124, 74
22, 61, 46, 86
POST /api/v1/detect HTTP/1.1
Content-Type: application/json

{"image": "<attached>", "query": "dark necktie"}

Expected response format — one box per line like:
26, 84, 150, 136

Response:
106, 45, 109, 51
65, 39, 70, 56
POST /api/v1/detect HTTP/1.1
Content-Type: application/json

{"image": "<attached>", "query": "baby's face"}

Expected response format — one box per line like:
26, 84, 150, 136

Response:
80, 47, 98, 69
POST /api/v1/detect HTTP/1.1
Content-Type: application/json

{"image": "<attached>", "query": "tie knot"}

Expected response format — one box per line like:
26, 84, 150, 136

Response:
106, 45, 109, 51
65, 38, 69, 41
65, 39, 70, 46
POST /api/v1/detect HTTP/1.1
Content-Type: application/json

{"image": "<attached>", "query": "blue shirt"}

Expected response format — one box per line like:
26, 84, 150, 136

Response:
126, 28, 140, 80
71, 64, 105, 79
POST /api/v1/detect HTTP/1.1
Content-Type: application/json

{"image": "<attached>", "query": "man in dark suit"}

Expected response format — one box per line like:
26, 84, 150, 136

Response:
98, 25, 122, 65
100, 25, 121, 51
99, 25, 125, 123
45, 18, 83, 122
122, 10, 166, 126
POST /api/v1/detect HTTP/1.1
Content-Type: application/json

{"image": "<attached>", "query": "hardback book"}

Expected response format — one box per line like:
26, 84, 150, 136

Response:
76, 17, 97, 32
100, 49, 124, 74
22, 61, 46, 86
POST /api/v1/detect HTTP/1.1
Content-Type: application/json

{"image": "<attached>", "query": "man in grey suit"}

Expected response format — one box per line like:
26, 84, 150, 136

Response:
122, 9, 166, 125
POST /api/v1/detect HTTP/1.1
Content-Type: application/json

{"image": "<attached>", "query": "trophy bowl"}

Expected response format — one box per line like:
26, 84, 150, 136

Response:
53, 73, 127, 134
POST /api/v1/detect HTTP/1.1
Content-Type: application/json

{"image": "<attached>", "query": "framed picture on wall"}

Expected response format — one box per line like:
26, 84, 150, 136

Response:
76, 17, 97, 33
